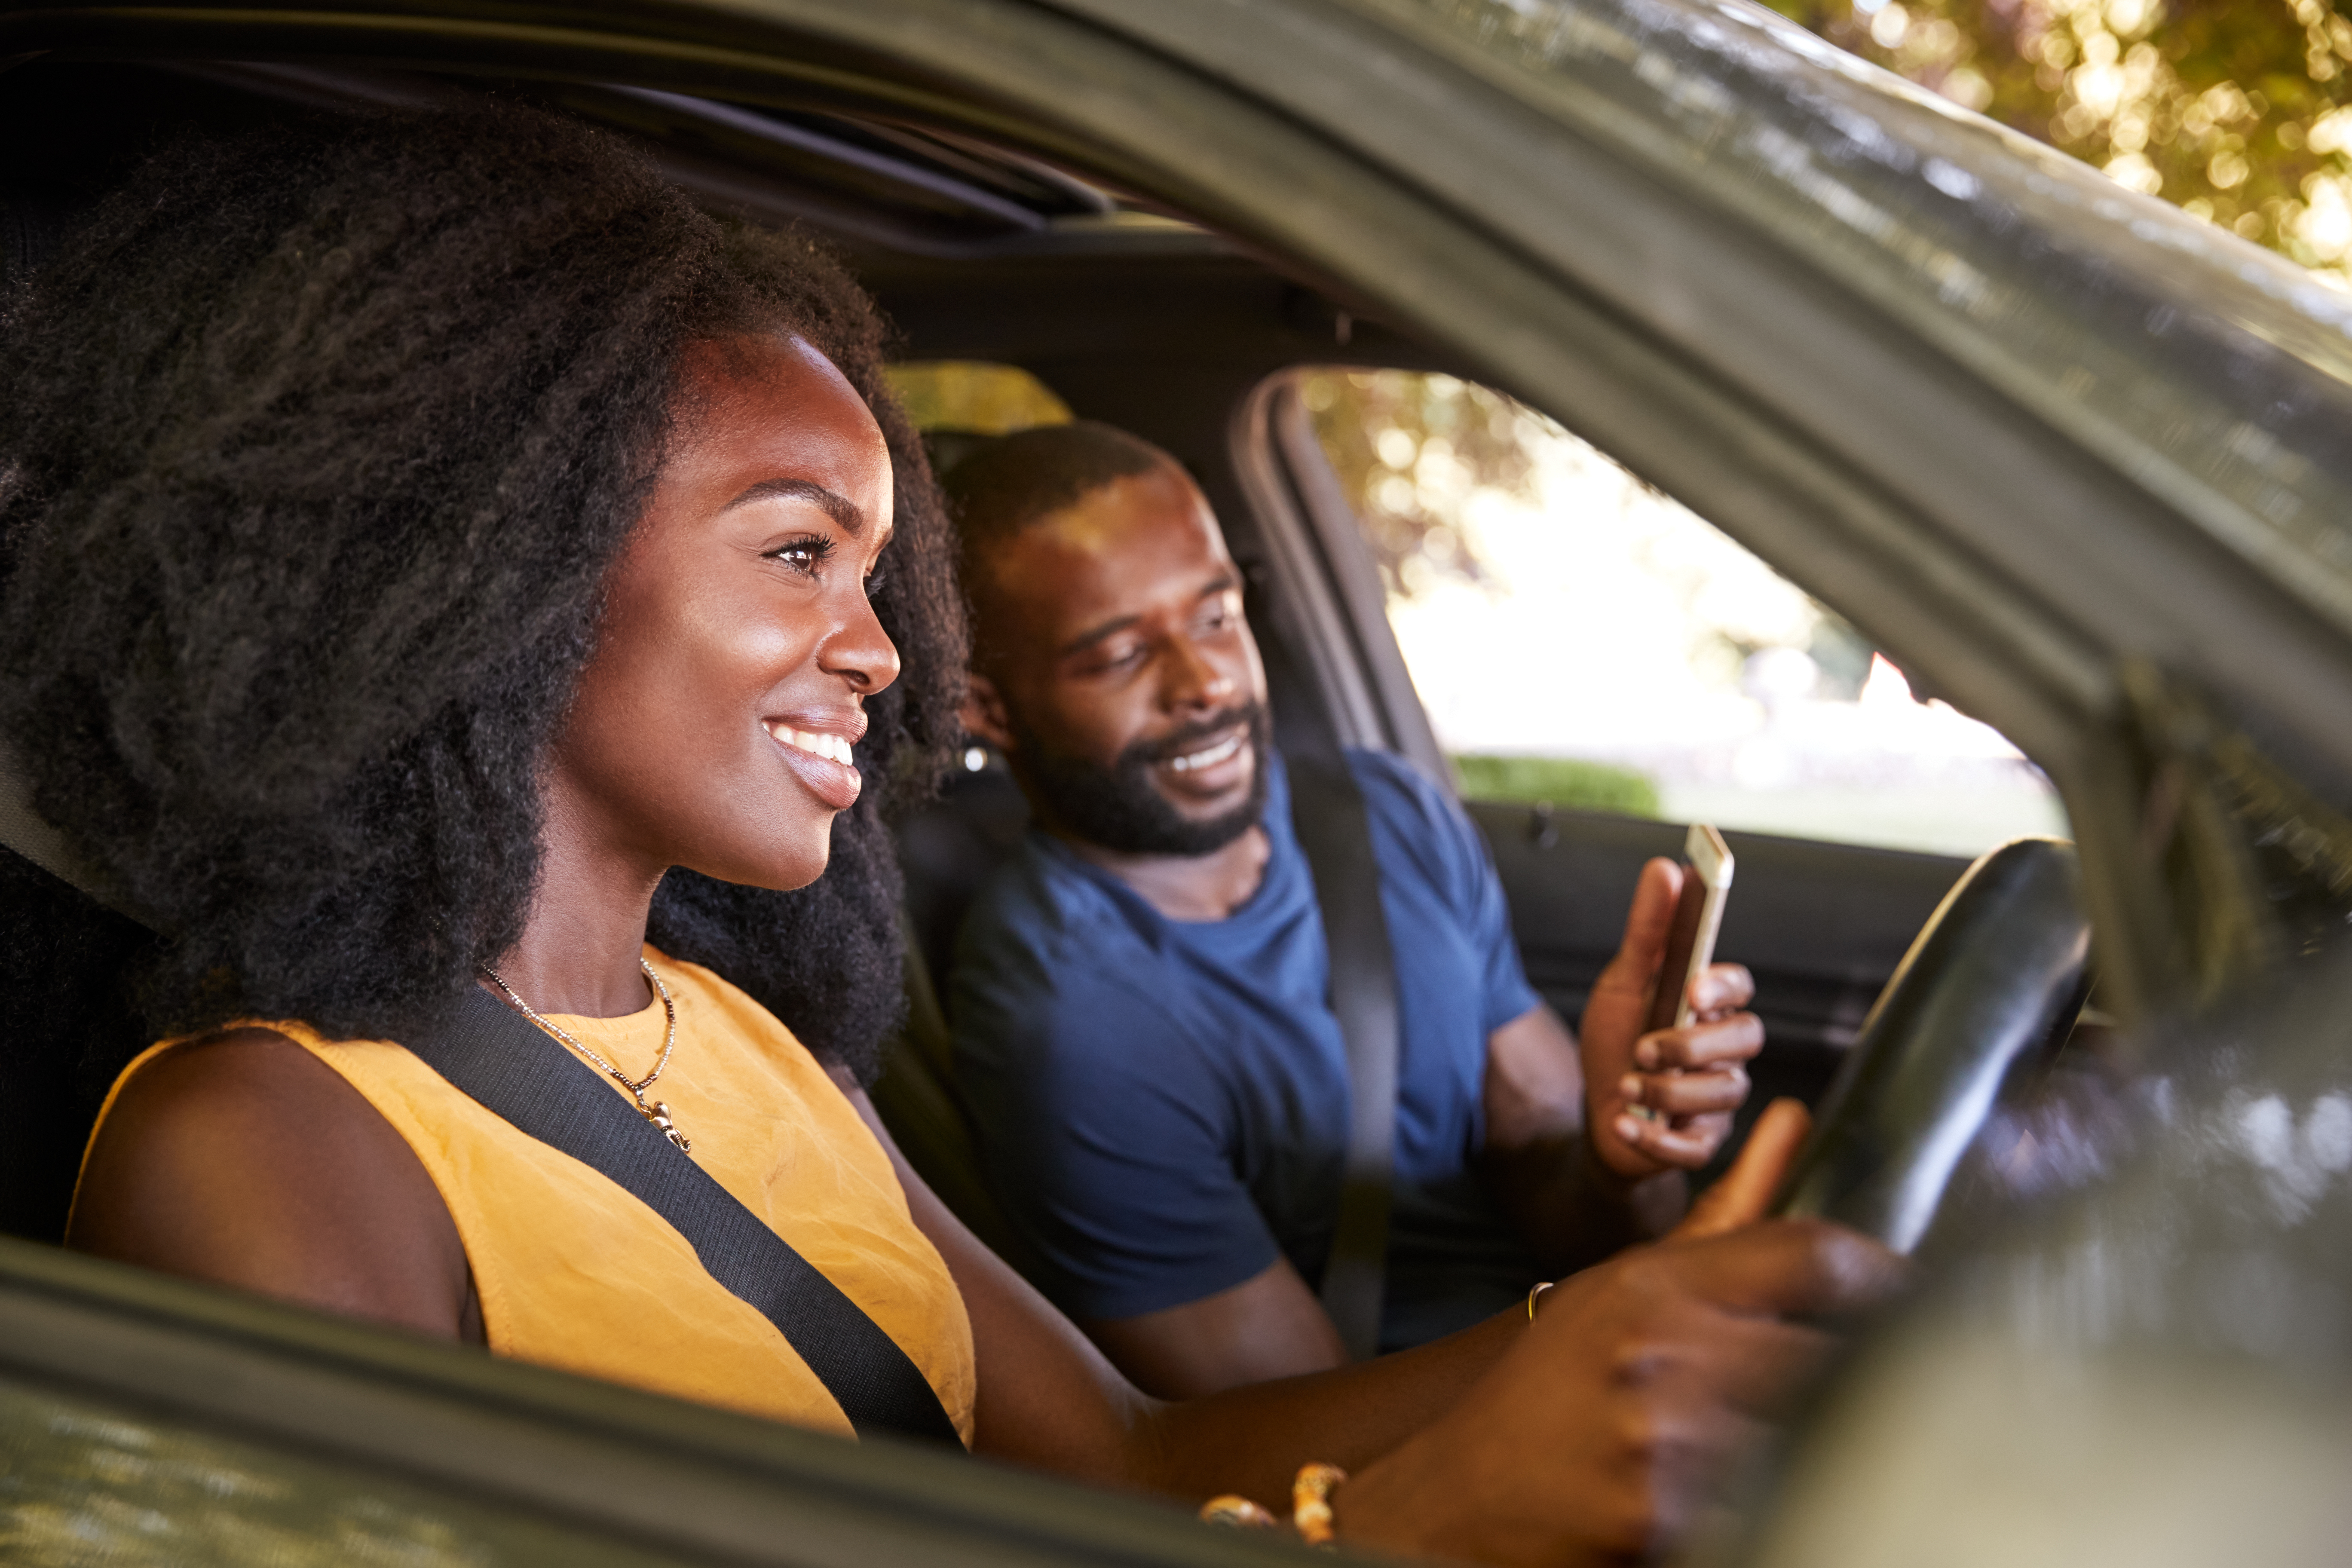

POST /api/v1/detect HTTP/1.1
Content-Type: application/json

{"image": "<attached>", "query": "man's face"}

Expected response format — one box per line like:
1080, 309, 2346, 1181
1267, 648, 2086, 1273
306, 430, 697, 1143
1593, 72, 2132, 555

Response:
965, 464, 1271, 856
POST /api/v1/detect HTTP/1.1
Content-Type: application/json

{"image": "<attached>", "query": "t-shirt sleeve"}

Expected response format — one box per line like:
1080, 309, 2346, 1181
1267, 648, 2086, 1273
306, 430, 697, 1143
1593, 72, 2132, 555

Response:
950, 926, 1282, 1322
1356, 751, 1544, 1035
1461, 809, 1546, 1034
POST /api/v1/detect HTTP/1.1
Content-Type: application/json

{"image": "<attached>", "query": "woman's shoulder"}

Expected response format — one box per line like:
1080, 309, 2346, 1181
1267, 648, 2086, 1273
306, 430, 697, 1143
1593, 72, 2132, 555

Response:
70, 1023, 473, 1337
98, 1024, 349, 1137
77, 1025, 412, 1223
89, 1021, 420, 1158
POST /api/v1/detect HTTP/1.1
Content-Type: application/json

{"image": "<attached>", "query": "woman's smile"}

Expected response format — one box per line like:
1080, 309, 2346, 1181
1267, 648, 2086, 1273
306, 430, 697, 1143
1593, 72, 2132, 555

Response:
766, 710, 864, 810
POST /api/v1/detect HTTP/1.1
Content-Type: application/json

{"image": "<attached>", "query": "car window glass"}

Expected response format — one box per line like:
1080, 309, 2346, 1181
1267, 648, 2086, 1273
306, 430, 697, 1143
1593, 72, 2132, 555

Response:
1300, 367, 2069, 857
0, 1376, 681, 1567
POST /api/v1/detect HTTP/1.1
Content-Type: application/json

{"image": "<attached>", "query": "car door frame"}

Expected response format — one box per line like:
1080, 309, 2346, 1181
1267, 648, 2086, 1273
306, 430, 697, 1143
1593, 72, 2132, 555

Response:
0, 1236, 1317, 1566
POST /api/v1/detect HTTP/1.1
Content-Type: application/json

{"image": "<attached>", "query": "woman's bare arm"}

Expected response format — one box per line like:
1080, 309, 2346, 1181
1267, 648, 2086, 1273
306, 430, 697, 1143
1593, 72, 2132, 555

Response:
842, 1078, 1527, 1501
74, 1044, 1888, 1568
854, 1083, 1901, 1565
67, 1029, 481, 1342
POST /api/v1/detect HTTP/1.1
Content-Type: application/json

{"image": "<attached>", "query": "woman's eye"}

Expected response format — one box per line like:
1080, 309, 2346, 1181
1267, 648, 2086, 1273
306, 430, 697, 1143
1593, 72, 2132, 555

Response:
769, 537, 835, 576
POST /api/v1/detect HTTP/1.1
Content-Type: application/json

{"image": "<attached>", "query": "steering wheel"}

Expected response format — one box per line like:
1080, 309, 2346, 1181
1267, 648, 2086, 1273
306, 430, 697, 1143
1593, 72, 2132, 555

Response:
1772, 837, 2091, 1252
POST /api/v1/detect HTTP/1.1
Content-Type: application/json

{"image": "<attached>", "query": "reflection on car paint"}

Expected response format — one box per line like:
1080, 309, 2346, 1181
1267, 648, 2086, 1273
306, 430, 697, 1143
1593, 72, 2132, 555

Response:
1396, 0, 2352, 639
1726, 950, 2352, 1565
0, 1380, 675, 1567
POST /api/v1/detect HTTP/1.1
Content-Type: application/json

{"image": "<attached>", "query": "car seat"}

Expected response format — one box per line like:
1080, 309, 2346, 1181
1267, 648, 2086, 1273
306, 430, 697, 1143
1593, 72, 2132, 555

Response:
0, 782, 159, 1243
869, 761, 1047, 1278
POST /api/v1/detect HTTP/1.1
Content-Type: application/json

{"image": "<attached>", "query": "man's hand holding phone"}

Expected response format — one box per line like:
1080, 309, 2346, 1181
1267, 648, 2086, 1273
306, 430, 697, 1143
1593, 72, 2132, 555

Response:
1580, 830, 1764, 1178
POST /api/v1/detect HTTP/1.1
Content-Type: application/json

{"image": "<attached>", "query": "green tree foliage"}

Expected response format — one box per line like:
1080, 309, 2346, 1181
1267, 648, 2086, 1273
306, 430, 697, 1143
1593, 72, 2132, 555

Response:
1764, 0, 2352, 280
1297, 368, 1538, 598
1305, 6, 2352, 617
1450, 754, 1664, 815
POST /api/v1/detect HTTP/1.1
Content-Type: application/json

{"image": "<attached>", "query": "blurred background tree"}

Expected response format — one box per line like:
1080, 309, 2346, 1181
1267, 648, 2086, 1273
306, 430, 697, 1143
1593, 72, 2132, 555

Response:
1296, 369, 1531, 598
1306, 1, 2352, 611
1767, 0, 2352, 278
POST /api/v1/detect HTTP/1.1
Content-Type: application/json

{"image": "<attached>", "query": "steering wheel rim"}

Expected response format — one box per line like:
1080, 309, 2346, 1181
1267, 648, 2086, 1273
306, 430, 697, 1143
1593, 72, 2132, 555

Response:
1773, 836, 2091, 1253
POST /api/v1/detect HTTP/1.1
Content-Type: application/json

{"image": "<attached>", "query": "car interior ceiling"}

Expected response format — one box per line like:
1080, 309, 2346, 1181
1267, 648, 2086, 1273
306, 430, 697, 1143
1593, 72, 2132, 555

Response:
0, 57, 1966, 1256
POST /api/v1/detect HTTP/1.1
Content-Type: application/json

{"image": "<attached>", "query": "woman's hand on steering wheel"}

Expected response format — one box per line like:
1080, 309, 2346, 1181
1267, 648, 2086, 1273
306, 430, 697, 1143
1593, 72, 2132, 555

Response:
1339, 1099, 1905, 1568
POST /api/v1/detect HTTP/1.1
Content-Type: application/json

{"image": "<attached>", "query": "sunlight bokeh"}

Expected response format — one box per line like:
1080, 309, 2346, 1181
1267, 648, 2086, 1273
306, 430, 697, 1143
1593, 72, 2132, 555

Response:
1309, 371, 2069, 858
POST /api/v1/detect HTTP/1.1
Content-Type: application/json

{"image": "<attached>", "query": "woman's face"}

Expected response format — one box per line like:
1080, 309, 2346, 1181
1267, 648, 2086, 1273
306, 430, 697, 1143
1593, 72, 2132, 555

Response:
548, 334, 900, 893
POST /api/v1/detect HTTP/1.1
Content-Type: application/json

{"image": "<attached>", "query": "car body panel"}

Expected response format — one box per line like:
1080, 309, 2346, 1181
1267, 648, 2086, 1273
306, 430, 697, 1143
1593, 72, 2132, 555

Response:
0, 1237, 1314, 1567
1727, 949, 2352, 1567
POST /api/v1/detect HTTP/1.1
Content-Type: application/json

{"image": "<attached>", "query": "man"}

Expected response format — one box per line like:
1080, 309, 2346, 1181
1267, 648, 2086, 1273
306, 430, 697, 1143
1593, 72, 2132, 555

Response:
944, 422, 1764, 1397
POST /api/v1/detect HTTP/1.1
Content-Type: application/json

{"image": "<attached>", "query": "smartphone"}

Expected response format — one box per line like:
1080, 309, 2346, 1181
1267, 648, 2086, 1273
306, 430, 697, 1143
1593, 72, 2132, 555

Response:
1643, 823, 1735, 1035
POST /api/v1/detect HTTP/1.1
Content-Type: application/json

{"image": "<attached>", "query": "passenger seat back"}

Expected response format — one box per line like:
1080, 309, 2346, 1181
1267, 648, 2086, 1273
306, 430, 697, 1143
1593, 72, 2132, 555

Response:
873, 762, 1048, 1281
0, 846, 156, 1243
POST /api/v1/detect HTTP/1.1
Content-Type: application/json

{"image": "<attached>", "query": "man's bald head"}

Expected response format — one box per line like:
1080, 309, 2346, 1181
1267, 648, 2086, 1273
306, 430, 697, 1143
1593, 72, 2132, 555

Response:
945, 423, 1181, 639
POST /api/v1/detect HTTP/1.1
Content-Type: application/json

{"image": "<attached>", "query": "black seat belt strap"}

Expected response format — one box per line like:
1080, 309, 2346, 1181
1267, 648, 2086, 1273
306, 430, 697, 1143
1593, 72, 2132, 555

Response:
1285, 751, 1401, 1362
411, 986, 963, 1447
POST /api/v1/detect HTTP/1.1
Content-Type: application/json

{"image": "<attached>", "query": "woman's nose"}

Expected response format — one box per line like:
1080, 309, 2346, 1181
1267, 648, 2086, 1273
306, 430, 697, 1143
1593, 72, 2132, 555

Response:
821, 585, 902, 695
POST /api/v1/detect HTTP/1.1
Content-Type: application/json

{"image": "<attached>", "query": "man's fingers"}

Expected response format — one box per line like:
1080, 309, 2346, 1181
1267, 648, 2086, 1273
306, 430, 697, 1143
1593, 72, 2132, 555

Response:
1592, 858, 1684, 999
1621, 1066, 1748, 1117
1633, 1012, 1764, 1071
1675, 1098, 1810, 1238
1610, 1111, 1728, 1168
1687, 962, 1755, 1017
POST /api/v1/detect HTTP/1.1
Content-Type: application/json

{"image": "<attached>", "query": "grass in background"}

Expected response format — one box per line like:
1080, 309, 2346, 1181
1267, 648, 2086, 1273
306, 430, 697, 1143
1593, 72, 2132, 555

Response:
1452, 754, 1661, 817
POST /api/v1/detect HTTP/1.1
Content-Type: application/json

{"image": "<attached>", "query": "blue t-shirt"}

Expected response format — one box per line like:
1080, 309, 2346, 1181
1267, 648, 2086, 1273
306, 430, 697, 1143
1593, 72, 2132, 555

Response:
949, 749, 1545, 1352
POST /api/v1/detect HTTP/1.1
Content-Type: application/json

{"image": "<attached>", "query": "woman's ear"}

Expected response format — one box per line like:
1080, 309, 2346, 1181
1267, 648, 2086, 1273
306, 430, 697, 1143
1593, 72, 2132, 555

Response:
959, 670, 1017, 753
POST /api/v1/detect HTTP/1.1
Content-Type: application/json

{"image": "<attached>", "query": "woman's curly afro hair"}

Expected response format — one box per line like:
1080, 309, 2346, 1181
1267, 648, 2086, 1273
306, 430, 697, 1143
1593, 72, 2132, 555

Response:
0, 104, 965, 1079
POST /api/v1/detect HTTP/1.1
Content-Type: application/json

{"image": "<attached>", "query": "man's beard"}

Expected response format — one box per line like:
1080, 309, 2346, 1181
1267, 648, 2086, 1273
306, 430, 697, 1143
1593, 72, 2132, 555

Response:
1016, 702, 1272, 857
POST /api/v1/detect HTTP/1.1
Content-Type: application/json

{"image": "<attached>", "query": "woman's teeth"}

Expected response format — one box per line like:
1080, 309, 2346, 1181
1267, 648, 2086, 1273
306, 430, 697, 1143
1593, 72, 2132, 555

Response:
767, 723, 854, 766
1167, 733, 1243, 774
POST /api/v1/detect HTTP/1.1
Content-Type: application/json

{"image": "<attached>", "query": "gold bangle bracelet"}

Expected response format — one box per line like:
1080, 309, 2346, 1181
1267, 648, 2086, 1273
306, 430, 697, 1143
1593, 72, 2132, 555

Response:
1199, 1462, 1349, 1548
1292, 1462, 1347, 1547
1527, 1280, 1554, 1320
1199, 1494, 1280, 1529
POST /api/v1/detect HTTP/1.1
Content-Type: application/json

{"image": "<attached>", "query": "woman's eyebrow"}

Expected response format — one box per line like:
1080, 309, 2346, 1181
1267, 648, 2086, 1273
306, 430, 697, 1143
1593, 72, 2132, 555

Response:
726, 478, 864, 533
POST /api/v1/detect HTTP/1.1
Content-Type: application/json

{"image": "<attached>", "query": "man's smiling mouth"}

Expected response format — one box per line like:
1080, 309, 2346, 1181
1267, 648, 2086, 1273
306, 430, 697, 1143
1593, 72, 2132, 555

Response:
1166, 731, 1244, 774
765, 722, 854, 766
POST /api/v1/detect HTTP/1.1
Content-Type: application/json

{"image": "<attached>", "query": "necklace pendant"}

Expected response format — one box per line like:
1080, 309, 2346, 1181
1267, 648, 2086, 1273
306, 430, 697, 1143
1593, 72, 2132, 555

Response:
643, 1098, 691, 1154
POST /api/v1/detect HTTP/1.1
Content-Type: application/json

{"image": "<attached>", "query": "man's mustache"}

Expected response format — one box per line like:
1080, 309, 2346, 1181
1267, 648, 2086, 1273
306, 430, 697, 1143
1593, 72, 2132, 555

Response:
1118, 704, 1265, 770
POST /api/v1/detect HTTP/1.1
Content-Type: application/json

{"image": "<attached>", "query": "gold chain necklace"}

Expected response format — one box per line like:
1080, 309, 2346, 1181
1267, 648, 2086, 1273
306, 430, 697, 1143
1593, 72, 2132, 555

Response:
480, 958, 691, 1153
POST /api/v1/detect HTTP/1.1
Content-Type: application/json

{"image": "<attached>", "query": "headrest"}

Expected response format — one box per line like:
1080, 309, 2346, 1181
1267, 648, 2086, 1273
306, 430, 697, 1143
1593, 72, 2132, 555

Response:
0, 736, 139, 922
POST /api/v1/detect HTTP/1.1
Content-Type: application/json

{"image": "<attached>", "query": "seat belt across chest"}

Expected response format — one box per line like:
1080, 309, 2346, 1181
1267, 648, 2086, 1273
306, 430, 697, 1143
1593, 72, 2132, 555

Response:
1284, 751, 1402, 1363
411, 986, 963, 1448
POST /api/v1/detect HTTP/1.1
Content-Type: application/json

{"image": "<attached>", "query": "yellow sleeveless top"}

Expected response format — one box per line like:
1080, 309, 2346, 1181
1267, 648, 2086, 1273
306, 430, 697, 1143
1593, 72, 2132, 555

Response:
82, 947, 976, 1446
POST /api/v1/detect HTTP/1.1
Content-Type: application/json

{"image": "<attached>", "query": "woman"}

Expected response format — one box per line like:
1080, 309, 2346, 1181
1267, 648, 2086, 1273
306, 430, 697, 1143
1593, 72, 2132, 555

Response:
0, 107, 1890, 1563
